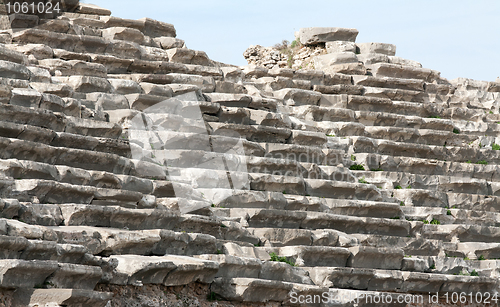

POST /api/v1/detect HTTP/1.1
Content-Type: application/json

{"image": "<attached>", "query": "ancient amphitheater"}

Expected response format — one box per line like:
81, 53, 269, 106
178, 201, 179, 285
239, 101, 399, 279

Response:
0, 1, 500, 306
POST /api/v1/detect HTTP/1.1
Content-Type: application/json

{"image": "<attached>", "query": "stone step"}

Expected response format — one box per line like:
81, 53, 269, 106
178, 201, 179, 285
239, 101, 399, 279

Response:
401, 205, 500, 227
352, 75, 427, 92
102, 254, 218, 286
0, 120, 131, 157
0, 232, 90, 263
46, 225, 219, 256
401, 254, 500, 277
352, 136, 500, 165
195, 254, 314, 285
212, 276, 422, 306
354, 169, 492, 196
313, 93, 491, 122
44, 262, 102, 290
368, 63, 441, 83
0, 103, 122, 138
5, 178, 144, 205
215, 106, 292, 128
247, 227, 355, 247
306, 266, 497, 294
214, 209, 412, 237
48, 211, 258, 253
355, 153, 500, 183
0, 259, 58, 288
12, 288, 113, 307
420, 224, 500, 243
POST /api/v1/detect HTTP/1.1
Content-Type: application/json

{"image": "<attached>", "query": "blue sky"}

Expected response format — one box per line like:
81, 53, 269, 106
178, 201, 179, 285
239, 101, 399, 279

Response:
89, 0, 500, 82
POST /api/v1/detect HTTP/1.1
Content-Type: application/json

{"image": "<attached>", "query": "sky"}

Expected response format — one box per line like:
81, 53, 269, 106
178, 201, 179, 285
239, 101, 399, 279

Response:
88, 0, 500, 82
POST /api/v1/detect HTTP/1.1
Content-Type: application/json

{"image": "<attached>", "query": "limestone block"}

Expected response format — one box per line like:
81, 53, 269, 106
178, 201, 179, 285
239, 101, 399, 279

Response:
280, 246, 351, 267
299, 27, 359, 45
9, 13, 39, 28
288, 130, 327, 146
371, 63, 438, 82
348, 246, 404, 270
313, 52, 359, 72
76, 3, 111, 16
39, 93, 66, 113
211, 277, 293, 302
357, 42, 396, 56
45, 263, 103, 290
39, 59, 107, 78
205, 93, 251, 108
215, 81, 247, 94
389, 56, 422, 68
0, 259, 58, 288
55, 76, 112, 93
105, 40, 142, 59
102, 27, 145, 45
326, 41, 357, 53
30, 82, 74, 98
154, 37, 185, 49
197, 254, 262, 279
260, 261, 313, 284
87, 93, 130, 111
313, 84, 364, 95
0, 84, 12, 104
221, 67, 245, 83
138, 18, 176, 38
273, 88, 322, 106
90, 54, 133, 74
0, 44, 27, 64
7, 44, 53, 61
108, 79, 142, 95
9, 88, 42, 108
12, 289, 113, 307
0, 60, 31, 80
357, 53, 390, 65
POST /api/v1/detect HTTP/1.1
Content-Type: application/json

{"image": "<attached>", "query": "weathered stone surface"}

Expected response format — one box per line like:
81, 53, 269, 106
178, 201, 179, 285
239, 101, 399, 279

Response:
357, 42, 397, 56
299, 27, 359, 45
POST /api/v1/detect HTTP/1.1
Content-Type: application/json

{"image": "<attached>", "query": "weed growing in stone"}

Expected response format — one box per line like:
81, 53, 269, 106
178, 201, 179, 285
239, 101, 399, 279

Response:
269, 252, 296, 266
349, 164, 364, 170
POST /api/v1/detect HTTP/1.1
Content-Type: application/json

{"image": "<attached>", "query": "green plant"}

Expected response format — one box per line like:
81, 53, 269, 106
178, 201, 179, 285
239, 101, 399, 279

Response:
220, 224, 227, 228
371, 168, 383, 171
476, 160, 488, 165
394, 185, 402, 189
326, 134, 335, 137
358, 176, 369, 184
490, 111, 494, 114
349, 164, 365, 170
479, 255, 486, 260
493, 143, 500, 150
404, 255, 412, 258
216, 249, 222, 254
282, 190, 286, 194
406, 185, 412, 189
207, 292, 217, 301
351, 154, 356, 161
211, 204, 215, 207
430, 219, 440, 225
290, 39, 298, 48
447, 210, 452, 215
464, 257, 470, 260
269, 252, 296, 266
429, 264, 435, 270
453, 128, 460, 134
400, 201, 405, 206
423, 220, 429, 224
470, 269, 479, 276
466, 160, 472, 163
429, 115, 441, 119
